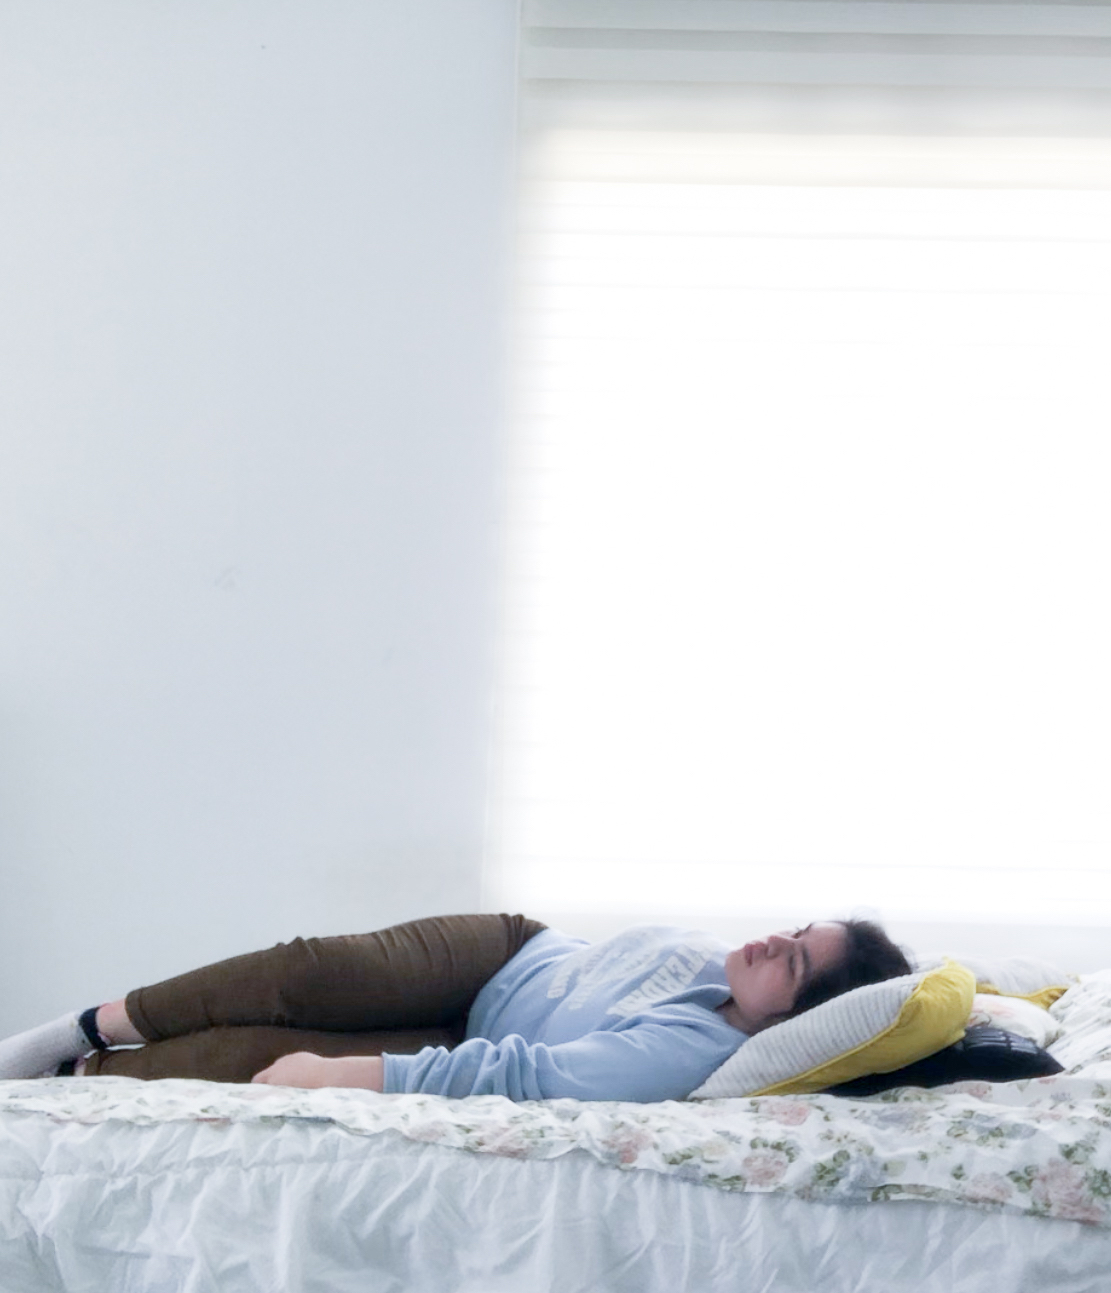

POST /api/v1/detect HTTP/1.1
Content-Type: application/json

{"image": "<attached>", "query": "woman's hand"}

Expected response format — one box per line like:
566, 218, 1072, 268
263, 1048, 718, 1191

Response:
250, 1052, 385, 1091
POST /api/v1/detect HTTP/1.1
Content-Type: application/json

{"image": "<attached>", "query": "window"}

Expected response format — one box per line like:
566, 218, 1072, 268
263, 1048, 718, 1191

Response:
487, 2, 1111, 932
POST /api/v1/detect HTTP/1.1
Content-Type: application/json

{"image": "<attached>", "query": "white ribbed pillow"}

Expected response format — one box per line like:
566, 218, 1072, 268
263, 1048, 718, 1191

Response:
691, 960, 975, 1100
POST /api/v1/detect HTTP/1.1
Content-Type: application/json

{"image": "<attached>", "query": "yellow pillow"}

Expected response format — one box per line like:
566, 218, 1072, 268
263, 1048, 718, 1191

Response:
975, 983, 1070, 1011
917, 951, 1075, 1012
691, 959, 975, 1100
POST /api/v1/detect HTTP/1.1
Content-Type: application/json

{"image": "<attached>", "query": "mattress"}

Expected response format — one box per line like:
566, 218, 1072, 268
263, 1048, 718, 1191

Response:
1, 1106, 1108, 1293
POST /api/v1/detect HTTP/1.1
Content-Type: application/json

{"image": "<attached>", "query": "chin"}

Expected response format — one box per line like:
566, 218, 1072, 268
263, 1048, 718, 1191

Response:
722, 948, 747, 994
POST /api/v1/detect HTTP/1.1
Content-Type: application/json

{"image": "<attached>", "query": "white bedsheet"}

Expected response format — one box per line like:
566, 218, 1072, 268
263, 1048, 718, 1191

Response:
4, 1058, 1111, 1228
1, 1105, 1108, 1293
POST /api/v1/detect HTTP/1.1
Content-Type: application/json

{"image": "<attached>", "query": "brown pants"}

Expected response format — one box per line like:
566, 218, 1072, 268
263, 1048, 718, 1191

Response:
81, 913, 546, 1083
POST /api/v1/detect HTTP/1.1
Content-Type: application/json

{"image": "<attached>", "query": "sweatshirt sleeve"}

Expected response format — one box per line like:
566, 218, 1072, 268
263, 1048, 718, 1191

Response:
381, 1016, 742, 1103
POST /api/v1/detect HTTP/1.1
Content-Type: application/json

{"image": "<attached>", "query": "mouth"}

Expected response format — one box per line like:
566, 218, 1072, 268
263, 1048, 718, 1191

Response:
744, 941, 763, 966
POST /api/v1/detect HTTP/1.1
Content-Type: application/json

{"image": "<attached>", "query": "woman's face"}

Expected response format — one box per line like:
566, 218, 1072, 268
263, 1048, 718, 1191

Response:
722, 922, 848, 1035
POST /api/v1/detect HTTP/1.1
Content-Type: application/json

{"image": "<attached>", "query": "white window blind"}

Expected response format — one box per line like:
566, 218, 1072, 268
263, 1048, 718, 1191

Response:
519, 0, 1111, 136
487, 1, 1111, 930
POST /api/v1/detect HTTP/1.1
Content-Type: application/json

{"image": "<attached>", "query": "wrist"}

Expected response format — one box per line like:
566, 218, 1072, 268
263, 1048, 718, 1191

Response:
326, 1055, 384, 1092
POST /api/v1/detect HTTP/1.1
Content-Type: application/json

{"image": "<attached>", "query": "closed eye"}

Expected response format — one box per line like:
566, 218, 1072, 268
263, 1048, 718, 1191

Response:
793, 928, 813, 990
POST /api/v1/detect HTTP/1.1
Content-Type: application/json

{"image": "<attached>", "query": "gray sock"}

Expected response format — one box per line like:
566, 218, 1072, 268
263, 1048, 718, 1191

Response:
0, 1013, 95, 1080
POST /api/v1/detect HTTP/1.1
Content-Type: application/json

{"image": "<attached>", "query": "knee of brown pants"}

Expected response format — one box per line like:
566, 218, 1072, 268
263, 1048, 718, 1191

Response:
127, 914, 548, 1040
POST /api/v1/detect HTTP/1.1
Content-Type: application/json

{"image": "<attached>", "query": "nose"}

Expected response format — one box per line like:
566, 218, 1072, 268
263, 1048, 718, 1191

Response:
765, 933, 793, 956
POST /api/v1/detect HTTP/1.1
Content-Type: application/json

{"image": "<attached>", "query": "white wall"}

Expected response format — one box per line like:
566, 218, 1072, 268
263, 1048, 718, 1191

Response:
0, 1, 519, 1033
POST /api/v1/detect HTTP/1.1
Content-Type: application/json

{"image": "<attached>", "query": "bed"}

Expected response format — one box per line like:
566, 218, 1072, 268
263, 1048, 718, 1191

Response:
3, 971, 1111, 1292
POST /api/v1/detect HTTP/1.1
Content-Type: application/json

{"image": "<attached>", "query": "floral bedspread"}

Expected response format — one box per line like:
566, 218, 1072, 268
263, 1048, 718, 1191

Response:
3, 972, 1111, 1228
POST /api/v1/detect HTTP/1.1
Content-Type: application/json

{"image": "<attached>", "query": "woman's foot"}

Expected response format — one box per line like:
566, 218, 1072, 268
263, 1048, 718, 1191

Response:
0, 1013, 97, 1079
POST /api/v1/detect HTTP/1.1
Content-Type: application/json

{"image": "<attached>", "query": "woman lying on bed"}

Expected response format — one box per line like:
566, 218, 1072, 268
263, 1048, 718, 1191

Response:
0, 915, 910, 1102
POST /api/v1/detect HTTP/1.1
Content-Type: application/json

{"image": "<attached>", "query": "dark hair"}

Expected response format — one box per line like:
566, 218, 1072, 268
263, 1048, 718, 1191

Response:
786, 918, 912, 1019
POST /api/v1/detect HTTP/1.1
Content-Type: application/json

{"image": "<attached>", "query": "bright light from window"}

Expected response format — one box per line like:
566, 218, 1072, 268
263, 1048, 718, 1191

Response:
490, 131, 1111, 927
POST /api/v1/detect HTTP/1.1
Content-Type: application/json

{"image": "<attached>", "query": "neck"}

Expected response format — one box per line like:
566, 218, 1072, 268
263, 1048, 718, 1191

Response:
717, 999, 748, 1033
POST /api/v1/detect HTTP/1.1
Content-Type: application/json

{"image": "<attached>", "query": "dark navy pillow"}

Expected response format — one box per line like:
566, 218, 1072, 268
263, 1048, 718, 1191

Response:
827, 1025, 1063, 1097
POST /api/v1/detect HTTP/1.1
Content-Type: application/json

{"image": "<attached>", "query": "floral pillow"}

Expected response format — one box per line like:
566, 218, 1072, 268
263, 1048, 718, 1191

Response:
968, 992, 1062, 1047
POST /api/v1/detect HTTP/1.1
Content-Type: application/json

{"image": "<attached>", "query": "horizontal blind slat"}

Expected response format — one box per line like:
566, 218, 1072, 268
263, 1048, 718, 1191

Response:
524, 0, 1111, 39
528, 29, 1111, 55
522, 46, 1111, 90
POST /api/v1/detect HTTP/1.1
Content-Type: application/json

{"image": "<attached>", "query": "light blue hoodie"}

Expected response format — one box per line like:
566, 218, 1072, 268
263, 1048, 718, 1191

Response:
382, 926, 747, 1102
